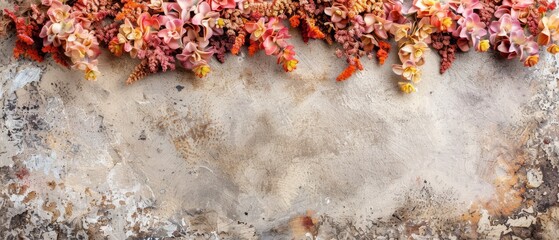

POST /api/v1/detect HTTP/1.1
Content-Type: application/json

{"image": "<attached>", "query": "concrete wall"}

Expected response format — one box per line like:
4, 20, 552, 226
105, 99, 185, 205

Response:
1, 32, 559, 239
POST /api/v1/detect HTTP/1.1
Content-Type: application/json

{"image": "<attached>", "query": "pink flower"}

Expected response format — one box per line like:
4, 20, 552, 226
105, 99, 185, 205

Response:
449, 0, 482, 14
245, 18, 267, 41
176, 42, 214, 69
158, 18, 185, 49
65, 24, 100, 62
263, 27, 290, 55
324, 3, 349, 28
209, 0, 237, 10
138, 12, 161, 34
429, 4, 457, 33
46, 0, 72, 22
40, 18, 76, 46
510, 30, 539, 60
163, 0, 196, 21
192, 2, 221, 41
117, 18, 146, 58
364, 14, 392, 39
489, 14, 522, 45
494, 0, 533, 22
454, 10, 487, 51
384, 0, 407, 24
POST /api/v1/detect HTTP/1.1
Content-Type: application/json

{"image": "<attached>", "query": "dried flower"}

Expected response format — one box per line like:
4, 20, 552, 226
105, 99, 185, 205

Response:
324, 3, 349, 28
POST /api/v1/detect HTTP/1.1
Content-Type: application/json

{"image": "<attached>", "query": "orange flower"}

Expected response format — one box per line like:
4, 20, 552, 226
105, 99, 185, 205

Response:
306, 18, 325, 39
289, 15, 300, 28
283, 59, 298, 72
248, 41, 259, 56
547, 44, 559, 54
336, 64, 356, 81
377, 48, 389, 65
13, 40, 43, 62
193, 64, 211, 78
353, 58, 363, 70
108, 37, 124, 57
523, 55, 539, 67
231, 32, 246, 55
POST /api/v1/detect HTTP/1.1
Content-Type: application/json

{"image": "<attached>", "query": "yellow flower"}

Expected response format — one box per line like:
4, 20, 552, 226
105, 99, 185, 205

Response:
441, 17, 453, 31
524, 55, 539, 67
392, 61, 422, 83
194, 64, 211, 78
216, 18, 225, 28
398, 82, 416, 94
399, 42, 429, 64
403, 66, 421, 83
283, 59, 298, 72
477, 40, 490, 52
85, 69, 98, 81
547, 44, 559, 54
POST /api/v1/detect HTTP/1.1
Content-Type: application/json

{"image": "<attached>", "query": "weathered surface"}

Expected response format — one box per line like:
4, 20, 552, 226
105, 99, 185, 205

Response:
0, 31, 558, 239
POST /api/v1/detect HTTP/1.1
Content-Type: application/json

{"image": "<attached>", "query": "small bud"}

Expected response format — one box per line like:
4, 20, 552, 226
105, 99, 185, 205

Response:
398, 82, 416, 94
194, 64, 211, 78
283, 59, 298, 72
477, 40, 490, 52
547, 44, 559, 54
524, 55, 539, 67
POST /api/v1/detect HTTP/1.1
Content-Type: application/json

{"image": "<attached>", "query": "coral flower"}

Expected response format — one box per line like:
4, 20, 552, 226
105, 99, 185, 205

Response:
364, 14, 392, 39
192, 2, 221, 41
158, 18, 185, 49
209, 0, 237, 11
245, 18, 266, 41
324, 3, 349, 28
176, 42, 214, 69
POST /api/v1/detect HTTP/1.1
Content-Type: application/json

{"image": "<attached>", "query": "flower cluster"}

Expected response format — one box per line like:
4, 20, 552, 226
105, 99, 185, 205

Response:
1, 0, 558, 92
42, 0, 101, 79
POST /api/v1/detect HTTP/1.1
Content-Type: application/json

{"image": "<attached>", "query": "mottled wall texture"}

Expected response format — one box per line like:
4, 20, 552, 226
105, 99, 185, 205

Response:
1, 28, 559, 239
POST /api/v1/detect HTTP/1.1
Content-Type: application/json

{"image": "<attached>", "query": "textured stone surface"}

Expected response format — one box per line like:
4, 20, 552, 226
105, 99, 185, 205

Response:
0, 31, 558, 239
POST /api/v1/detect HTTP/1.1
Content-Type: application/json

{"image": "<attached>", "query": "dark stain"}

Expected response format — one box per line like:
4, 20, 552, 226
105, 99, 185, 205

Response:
138, 130, 147, 140
176, 85, 185, 92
